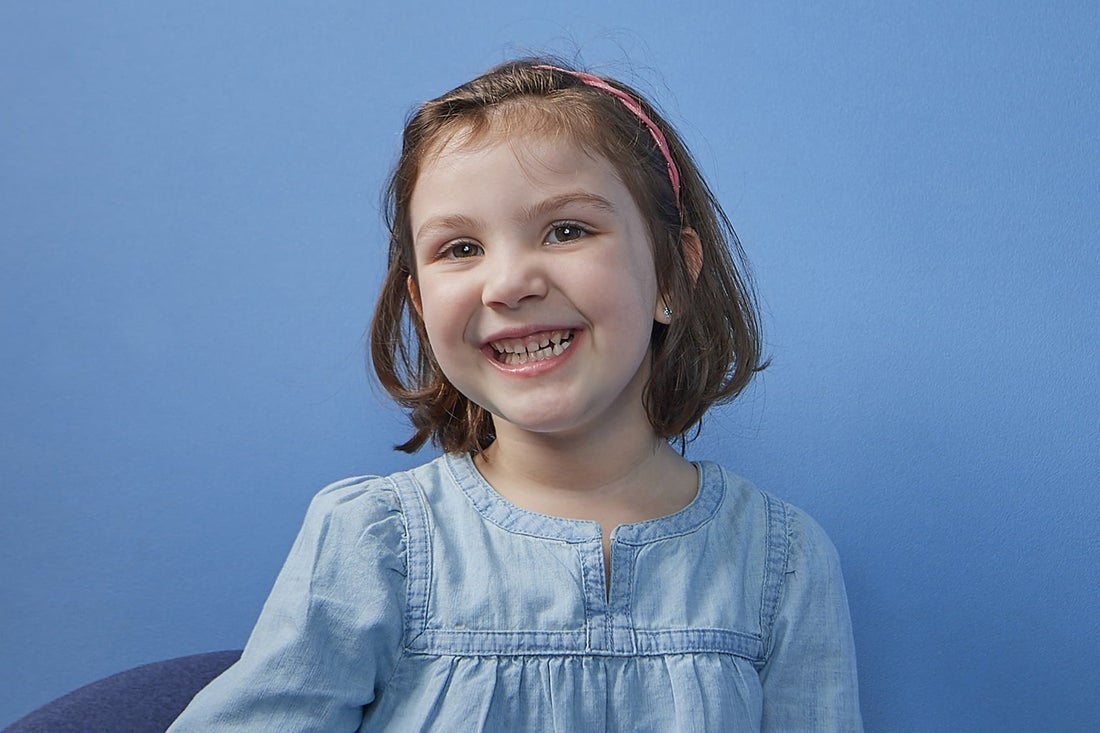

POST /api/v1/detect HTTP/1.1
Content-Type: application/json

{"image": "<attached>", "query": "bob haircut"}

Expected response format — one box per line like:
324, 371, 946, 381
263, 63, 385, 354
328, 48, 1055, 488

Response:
371, 57, 766, 454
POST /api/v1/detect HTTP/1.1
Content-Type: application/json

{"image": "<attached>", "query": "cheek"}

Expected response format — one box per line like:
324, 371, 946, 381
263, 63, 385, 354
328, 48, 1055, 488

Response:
573, 265, 655, 344
595, 247, 659, 312
420, 304, 453, 350
417, 278, 474, 348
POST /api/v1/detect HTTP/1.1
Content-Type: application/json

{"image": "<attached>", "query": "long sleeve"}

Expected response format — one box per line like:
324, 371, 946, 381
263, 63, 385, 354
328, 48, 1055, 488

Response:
759, 507, 863, 732
168, 476, 407, 733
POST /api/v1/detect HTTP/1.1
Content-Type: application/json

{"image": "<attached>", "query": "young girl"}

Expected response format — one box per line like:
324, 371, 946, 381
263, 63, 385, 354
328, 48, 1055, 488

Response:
170, 58, 862, 731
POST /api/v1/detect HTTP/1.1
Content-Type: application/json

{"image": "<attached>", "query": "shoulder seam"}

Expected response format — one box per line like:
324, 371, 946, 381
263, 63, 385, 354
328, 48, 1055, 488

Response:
385, 472, 432, 646
757, 491, 792, 669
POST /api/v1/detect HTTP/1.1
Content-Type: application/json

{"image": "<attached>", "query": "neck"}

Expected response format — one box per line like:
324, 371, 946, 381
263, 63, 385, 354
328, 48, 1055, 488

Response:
474, 420, 697, 524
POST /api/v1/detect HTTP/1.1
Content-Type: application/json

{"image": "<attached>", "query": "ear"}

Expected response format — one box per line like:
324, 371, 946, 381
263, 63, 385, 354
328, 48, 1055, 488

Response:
654, 228, 704, 324
407, 275, 423, 318
681, 227, 703, 283
654, 298, 673, 324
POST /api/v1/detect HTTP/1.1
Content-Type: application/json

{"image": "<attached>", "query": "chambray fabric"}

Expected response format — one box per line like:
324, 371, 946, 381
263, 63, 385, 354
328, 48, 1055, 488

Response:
169, 453, 862, 732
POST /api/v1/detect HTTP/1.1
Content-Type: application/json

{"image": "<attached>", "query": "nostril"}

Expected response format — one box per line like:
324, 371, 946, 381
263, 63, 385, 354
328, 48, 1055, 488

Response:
483, 265, 549, 309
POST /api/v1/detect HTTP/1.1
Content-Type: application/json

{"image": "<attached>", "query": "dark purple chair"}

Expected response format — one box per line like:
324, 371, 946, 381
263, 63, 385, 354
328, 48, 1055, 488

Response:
1, 650, 241, 733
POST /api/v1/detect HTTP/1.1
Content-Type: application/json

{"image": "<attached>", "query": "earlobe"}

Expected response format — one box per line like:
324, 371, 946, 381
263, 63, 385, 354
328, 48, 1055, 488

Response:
654, 300, 673, 324
407, 276, 423, 318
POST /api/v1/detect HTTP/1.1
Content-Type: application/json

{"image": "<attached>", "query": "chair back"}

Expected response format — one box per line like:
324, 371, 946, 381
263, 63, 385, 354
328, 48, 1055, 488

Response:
1, 650, 241, 733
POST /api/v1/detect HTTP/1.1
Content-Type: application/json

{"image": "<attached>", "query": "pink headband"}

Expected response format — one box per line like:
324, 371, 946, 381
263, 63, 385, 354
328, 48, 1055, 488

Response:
534, 65, 682, 214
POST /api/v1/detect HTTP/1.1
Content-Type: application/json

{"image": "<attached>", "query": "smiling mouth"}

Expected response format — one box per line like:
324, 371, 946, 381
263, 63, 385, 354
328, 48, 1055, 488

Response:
488, 330, 575, 365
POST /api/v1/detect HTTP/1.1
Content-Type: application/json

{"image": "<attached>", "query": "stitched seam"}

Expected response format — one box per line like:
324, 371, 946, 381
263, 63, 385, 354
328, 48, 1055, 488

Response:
578, 545, 594, 652
388, 474, 432, 644
757, 493, 790, 668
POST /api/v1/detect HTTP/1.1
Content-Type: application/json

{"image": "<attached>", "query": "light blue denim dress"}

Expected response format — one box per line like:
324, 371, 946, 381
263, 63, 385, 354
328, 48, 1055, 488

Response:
169, 453, 862, 731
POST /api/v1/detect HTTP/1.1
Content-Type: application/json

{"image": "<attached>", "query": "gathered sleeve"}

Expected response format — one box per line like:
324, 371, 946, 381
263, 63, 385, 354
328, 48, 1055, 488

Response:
759, 507, 863, 732
168, 476, 407, 733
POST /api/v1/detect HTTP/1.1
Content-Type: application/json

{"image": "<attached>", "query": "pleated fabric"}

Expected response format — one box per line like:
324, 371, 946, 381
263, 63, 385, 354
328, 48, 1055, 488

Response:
170, 454, 862, 732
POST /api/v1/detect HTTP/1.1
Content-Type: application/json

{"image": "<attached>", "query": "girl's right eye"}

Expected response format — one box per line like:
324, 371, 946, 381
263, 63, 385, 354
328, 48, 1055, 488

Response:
440, 241, 483, 259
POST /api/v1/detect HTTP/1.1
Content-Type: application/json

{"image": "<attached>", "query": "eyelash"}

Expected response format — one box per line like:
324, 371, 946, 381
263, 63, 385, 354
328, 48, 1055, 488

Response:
438, 241, 483, 260
545, 221, 591, 244
434, 221, 593, 260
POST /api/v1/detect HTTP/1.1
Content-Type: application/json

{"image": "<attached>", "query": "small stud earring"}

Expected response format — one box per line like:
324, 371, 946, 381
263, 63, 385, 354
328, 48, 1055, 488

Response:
662, 305, 673, 321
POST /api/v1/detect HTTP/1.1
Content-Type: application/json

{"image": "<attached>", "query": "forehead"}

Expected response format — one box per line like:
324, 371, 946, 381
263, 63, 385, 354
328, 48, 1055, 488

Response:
410, 125, 629, 216
417, 98, 629, 180
427, 126, 611, 177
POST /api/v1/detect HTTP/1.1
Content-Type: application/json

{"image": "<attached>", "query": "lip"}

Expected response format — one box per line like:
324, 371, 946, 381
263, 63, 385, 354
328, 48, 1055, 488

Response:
480, 325, 583, 376
481, 323, 580, 344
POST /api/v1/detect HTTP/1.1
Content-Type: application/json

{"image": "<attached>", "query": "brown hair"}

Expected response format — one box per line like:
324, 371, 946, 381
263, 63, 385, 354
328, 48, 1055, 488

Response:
371, 57, 767, 454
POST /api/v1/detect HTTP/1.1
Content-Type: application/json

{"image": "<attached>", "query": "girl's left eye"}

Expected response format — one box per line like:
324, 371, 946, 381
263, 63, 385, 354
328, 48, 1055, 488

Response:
546, 222, 589, 245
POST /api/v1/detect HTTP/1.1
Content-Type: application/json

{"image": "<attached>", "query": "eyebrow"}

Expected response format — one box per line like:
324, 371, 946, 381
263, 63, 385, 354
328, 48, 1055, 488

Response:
414, 191, 618, 244
521, 192, 618, 222
415, 213, 480, 243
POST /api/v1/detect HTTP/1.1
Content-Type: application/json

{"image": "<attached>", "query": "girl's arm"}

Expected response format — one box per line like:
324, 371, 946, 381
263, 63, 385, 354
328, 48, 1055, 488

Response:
759, 507, 863, 732
168, 476, 407, 733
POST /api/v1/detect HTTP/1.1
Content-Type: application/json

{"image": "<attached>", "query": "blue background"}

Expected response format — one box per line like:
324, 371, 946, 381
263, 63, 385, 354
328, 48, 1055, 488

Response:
2, 2, 1097, 730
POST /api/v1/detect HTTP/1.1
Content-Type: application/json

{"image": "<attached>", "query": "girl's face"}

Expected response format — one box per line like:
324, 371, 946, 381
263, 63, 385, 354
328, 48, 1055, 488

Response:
408, 129, 664, 446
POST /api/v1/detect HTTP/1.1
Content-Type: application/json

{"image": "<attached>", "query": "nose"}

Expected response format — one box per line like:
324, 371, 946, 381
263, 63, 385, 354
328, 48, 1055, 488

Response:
481, 248, 548, 310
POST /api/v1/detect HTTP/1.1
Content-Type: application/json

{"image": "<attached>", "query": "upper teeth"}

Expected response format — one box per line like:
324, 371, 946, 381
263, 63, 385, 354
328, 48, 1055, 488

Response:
490, 330, 572, 354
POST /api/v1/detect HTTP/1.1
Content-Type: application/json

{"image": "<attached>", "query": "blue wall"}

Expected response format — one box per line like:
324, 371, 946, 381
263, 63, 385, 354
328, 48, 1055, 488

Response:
2, 2, 1097, 730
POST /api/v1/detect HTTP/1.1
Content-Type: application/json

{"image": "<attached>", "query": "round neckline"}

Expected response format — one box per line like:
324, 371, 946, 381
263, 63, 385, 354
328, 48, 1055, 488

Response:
443, 452, 724, 545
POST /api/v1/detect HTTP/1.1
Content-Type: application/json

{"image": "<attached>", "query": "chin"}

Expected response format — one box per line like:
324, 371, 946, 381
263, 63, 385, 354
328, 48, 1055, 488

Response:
487, 409, 593, 440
